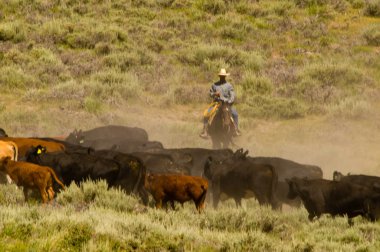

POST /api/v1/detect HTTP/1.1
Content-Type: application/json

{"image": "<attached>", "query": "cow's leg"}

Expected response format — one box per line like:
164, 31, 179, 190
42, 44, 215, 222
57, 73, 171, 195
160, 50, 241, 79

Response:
39, 187, 49, 204
6, 175, 12, 184
155, 198, 163, 209
23, 187, 29, 202
234, 197, 242, 207
170, 200, 176, 210
139, 187, 149, 206
212, 188, 220, 208
47, 187, 55, 201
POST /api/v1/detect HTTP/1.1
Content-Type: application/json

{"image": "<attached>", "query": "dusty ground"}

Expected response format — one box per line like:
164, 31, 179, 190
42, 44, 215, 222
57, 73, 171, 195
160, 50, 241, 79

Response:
2, 98, 380, 179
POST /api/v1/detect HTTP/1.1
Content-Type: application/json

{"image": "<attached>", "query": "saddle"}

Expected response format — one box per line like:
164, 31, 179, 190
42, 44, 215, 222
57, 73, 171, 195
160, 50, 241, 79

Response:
203, 102, 221, 125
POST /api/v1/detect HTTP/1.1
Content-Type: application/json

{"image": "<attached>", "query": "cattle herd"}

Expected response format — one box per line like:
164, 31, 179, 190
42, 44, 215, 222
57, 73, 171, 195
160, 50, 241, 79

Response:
0, 125, 380, 223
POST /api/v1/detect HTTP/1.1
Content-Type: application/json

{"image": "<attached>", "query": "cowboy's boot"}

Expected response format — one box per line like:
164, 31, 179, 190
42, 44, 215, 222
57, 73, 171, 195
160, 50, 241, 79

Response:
233, 124, 241, 137
199, 124, 209, 139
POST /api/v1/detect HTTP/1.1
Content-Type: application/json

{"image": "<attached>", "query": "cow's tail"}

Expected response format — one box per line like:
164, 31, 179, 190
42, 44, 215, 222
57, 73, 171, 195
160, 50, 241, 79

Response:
49, 168, 65, 190
269, 164, 280, 210
197, 183, 208, 212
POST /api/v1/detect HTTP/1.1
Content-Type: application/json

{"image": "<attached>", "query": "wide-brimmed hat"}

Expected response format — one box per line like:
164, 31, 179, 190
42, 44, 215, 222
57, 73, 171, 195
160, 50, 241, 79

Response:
218, 68, 230, 76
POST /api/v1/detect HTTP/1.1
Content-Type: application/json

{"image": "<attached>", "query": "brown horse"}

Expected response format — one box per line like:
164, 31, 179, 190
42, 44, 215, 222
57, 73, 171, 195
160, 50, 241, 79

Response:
208, 102, 235, 149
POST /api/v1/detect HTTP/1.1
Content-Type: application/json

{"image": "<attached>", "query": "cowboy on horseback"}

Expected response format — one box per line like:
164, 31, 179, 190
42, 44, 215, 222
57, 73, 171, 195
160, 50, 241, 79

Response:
200, 68, 241, 139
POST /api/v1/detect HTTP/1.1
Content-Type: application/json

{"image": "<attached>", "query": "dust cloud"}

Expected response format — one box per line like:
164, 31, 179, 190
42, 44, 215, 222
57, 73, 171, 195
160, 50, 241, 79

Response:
127, 105, 380, 180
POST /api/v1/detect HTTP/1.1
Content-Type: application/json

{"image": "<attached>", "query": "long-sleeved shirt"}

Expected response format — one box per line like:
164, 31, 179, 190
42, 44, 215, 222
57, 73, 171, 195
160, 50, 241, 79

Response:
209, 81, 235, 104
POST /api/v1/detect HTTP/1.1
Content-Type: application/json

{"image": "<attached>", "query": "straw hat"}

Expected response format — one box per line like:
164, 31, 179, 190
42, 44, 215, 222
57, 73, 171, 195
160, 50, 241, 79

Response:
218, 68, 230, 76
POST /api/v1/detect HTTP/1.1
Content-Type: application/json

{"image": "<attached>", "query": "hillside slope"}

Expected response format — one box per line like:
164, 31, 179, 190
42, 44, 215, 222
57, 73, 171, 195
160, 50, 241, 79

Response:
0, 0, 380, 176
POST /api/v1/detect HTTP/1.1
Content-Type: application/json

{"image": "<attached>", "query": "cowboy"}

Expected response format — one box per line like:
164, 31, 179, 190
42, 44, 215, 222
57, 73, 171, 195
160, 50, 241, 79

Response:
200, 68, 241, 138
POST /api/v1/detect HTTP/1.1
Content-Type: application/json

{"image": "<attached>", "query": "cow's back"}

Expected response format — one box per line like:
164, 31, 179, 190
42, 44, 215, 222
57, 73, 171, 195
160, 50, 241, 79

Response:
1, 137, 65, 158
68, 125, 149, 143
251, 157, 323, 181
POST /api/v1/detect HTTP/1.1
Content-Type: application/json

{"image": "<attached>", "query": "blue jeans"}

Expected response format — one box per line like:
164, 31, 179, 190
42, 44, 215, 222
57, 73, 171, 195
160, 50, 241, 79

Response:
204, 107, 239, 128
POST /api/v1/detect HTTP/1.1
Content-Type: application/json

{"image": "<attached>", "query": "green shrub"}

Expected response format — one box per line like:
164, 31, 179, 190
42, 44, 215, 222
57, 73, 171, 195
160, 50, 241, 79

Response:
60, 222, 94, 251
57, 180, 141, 213
364, 0, 380, 16
172, 85, 209, 105
292, 62, 369, 104
1, 222, 33, 241
89, 69, 142, 104
363, 25, 380, 46
0, 21, 26, 42
37, 19, 69, 44
83, 96, 103, 114
0, 184, 24, 205
294, 0, 328, 8
327, 98, 372, 119
235, 2, 269, 17
178, 43, 245, 67
241, 73, 274, 96
103, 51, 154, 71
200, 0, 227, 14
28, 47, 70, 85
39, 80, 86, 100
241, 95, 306, 119
65, 32, 97, 49
348, 0, 365, 8
0, 66, 35, 90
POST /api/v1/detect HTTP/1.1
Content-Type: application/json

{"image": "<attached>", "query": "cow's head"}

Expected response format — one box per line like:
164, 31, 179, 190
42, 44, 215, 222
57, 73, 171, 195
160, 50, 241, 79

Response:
333, 171, 344, 181
24, 145, 47, 163
65, 129, 85, 145
233, 148, 249, 160
286, 178, 302, 199
286, 177, 310, 200
0, 128, 8, 137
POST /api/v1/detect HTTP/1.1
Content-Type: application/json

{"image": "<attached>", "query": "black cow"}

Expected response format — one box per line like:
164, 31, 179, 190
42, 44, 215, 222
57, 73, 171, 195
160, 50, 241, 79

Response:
65, 125, 149, 145
25, 146, 149, 204
287, 177, 380, 222
204, 150, 279, 209
131, 152, 190, 174
34, 137, 95, 155
94, 150, 149, 205
76, 138, 163, 153
333, 171, 380, 188
251, 156, 323, 208
0, 128, 7, 137
144, 148, 234, 176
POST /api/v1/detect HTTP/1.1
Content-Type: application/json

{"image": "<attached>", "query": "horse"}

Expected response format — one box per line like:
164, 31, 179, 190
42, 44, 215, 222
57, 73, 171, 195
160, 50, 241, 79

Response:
207, 101, 235, 149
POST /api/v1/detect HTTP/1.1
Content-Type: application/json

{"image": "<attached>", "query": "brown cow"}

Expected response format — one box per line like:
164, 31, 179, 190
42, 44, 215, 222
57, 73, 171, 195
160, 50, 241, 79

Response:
145, 173, 208, 213
0, 157, 65, 203
0, 140, 18, 184
0, 137, 65, 159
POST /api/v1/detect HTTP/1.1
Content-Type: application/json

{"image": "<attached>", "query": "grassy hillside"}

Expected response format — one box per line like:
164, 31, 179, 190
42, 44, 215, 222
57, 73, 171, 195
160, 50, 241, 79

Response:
0, 0, 379, 122
1, 180, 380, 252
